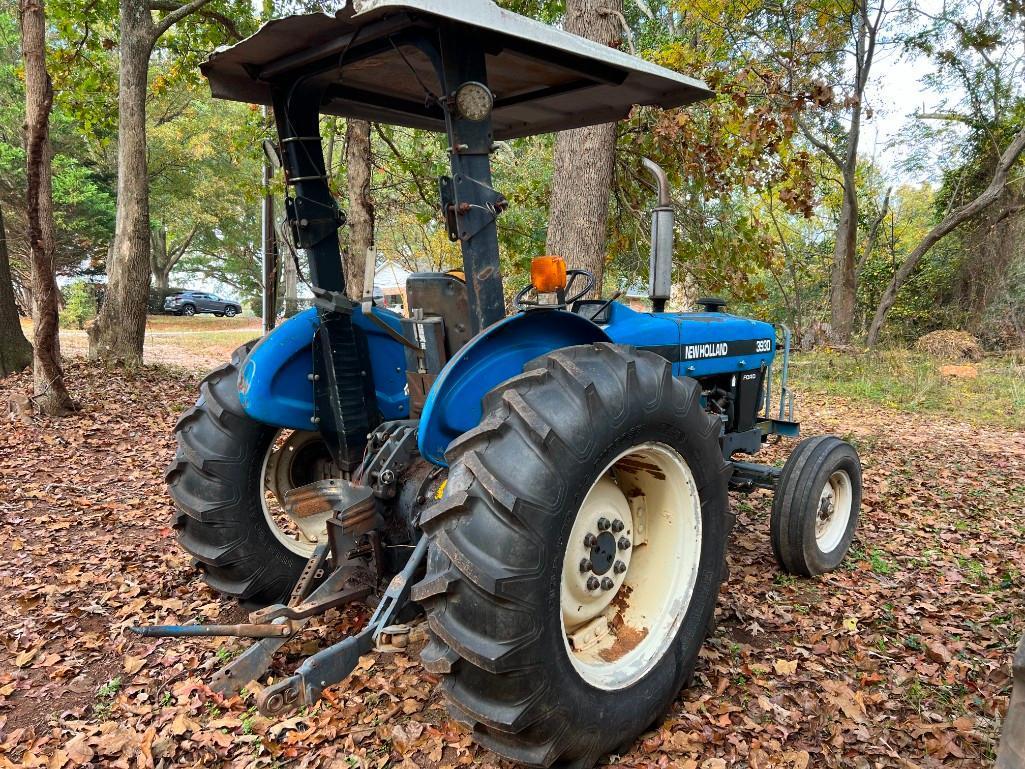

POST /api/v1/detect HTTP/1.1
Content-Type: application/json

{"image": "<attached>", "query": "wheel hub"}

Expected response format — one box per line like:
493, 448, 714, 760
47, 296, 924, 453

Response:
814, 469, 853, 552
589, 531, 619, 575
261, 430, 338, 556
562, 478, 633, 626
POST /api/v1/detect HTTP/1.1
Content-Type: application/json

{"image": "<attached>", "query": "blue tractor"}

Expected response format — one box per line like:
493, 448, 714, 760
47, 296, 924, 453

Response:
147, 2, 863, 766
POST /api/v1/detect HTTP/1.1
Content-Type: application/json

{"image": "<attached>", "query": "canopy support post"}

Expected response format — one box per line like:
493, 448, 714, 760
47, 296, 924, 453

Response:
433, 28, 506, 334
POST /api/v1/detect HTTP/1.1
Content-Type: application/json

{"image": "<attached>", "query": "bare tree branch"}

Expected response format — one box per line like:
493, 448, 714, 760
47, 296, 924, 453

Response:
796, 116, 844, 171
149, 0, 215, 41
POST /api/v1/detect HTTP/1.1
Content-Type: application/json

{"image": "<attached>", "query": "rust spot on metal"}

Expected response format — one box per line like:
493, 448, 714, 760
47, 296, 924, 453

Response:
615, 458, 666, 480
599, 624, 649, 662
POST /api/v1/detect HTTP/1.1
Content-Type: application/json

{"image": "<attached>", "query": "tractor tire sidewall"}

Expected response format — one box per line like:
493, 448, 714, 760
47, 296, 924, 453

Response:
166, 344, 306, 606
415, 344, 732, 767
771, 436, 862, 576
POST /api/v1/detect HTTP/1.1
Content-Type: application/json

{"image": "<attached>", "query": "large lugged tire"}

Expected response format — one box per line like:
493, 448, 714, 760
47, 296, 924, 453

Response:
770, 435, 862, 576
412, 343, 732, 768
166, 344, 306, 606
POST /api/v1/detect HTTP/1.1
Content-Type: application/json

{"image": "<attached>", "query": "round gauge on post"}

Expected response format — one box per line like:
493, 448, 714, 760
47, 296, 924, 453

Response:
454, 82, 494, 122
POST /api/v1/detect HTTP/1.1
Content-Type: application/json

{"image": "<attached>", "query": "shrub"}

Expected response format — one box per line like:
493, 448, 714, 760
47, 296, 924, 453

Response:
59, 280, 97, 330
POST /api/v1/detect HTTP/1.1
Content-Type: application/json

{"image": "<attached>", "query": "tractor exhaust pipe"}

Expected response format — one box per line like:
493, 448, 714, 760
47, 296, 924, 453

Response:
642, 158, 673, 313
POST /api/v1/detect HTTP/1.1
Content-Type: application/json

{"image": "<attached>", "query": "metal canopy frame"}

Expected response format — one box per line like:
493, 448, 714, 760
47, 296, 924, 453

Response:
202, 1, 712, 140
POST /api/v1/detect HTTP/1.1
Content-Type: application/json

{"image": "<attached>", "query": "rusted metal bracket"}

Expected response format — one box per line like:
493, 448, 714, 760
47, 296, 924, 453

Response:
249, 583, 372, 624
256, 536, 428, 717
209, 562, 368, 698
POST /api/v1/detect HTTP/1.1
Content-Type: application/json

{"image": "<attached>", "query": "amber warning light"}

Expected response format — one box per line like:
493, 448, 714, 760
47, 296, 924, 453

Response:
531, 256, 568, 294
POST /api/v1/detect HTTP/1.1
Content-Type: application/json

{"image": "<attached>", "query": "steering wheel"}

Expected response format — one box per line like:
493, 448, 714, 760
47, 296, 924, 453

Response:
514, 269, 596, 311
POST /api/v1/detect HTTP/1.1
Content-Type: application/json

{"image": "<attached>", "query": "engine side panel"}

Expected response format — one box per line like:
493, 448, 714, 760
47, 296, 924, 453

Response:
238, 306, 410, 431
602, 302, 776, 375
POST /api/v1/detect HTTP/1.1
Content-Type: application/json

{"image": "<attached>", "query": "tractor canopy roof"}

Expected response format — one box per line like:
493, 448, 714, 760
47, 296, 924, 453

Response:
201, 0, 712, 140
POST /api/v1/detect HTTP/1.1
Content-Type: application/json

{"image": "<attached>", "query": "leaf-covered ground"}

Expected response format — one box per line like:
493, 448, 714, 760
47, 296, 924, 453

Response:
1, 358, 1023, 769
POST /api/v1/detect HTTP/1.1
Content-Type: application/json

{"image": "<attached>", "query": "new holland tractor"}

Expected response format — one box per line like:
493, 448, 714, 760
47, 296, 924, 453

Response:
139, 2, 864, 766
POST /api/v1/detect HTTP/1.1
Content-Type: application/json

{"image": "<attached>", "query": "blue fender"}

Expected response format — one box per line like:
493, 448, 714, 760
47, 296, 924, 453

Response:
238, 306, 410, 431
418, 310, 610, 466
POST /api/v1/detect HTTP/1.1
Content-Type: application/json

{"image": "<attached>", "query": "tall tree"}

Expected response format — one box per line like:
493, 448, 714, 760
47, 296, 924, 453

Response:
544, 0, 623, 297
88, 1, 245, 366
0, 199, 31, 377
344, 118, 373, 301
20, 0, 75, 414
798, 0, 886, 343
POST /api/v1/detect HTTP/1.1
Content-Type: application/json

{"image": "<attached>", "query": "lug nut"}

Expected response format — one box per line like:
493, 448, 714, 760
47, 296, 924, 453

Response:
611, 519, 625, 533
614, 560, 627, 574
583, 533, 597, 548
618, 536, 631, 550
586, 576, 600, 591
601, 577, 614, 591
597, 517, 611, 531
579, 558, 592, 573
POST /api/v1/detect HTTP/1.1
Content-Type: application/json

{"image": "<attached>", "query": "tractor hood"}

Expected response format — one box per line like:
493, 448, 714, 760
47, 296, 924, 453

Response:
201, 0, 712, 139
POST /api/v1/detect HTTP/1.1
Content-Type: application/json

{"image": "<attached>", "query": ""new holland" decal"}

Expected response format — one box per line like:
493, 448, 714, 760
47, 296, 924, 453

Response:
639, 338, 773, 363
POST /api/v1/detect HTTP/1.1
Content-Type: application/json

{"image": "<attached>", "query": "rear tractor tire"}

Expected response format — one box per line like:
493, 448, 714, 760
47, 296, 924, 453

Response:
166, 344, 335, 606
413, 343, 733, 768
770, 435, 862, 576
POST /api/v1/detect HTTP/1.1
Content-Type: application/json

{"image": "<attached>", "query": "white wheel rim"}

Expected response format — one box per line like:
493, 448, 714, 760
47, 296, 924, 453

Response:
560, 442, 702, 691
259, 431, 320, 557
815, 469, 853, 553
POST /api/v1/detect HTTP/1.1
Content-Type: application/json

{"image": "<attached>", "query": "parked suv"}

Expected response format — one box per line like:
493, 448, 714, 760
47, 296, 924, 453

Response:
164, 291, 242, 317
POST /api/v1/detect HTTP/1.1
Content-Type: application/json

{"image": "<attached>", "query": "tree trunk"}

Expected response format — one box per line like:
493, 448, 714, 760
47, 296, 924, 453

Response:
830, 178, 858, 342
0, 199, 32, 377
544, 0, 623, 298
150, 226, 170, 291
799, 0, 880, 344
867, 126, 1025, 348
344, 118, 374, 301
88, 1, 154, 366
20, 0, 75, 414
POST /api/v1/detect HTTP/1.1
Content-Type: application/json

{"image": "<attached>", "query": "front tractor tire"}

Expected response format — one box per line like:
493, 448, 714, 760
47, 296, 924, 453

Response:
166, 344, 324, 606
770, 435, 862, 576
413, 343, 733, 768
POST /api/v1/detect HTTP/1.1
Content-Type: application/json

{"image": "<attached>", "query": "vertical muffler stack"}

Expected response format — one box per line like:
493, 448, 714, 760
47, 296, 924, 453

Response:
642, 158, 674, 313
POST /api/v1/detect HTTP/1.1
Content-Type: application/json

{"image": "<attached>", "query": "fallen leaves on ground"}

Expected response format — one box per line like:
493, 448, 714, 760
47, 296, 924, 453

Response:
0, 359, 1022, 768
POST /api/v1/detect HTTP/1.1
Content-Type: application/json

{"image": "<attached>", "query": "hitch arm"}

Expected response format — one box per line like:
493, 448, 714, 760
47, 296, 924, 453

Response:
256, 536, 428, 717
208, 559, 363, 697
130, 623, 293, 639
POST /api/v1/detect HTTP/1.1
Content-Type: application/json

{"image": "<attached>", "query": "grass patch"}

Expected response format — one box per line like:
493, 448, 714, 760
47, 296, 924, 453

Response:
789, 350, 1025, 428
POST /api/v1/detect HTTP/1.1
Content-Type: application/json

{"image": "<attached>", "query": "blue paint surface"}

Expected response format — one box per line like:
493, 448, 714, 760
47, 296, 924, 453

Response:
236, 300, 777, 466
417, 310, 609, 466
603, 302, 776, 377
238, 306, 409, 431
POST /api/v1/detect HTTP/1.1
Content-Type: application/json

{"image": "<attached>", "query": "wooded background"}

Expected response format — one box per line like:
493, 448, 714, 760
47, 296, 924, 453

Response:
1, 0, 1023, 410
